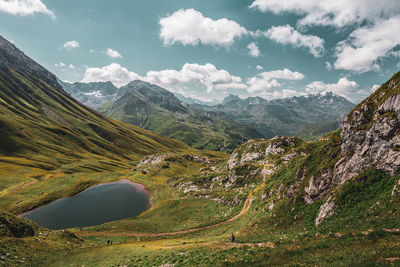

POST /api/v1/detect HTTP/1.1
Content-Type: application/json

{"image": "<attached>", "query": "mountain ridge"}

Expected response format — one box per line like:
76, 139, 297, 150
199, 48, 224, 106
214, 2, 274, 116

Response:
0, 35, 190, 169
99, 80, 263, 152
194, 91, 354, 138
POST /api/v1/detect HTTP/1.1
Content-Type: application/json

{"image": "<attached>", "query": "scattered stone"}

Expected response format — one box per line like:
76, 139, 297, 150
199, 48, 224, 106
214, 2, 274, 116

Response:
392, 180, 400, 196
315, 197, 335, 226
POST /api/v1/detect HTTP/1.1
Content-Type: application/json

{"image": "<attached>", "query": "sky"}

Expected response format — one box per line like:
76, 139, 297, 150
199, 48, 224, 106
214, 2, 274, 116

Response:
1, 0, 400, 103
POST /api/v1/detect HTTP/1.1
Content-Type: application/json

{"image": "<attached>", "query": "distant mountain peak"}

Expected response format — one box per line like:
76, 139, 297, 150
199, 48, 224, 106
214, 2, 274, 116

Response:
125, 79, 152, 88
222, 94, 241, 104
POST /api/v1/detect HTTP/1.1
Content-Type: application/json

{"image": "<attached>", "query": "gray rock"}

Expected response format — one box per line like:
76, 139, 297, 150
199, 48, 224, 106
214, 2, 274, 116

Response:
315, 197, 335, 226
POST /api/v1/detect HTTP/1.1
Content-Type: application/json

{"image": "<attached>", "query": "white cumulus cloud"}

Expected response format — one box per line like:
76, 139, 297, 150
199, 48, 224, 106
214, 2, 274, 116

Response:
63, 40, 80, 49
249, 0, 400, 28
159, 8, 247, 47
0, 0, 55, 18
68, 64, 75, 70
305, 77, 367, 102
246, 77, 281, 93
334, 16, 400, 72
259, 68, 305, 80
145, 63, 245, 93
247, 42, 260, 57
106, 48, 122, 59
81, 63, 141, 87
256, 65, 263, 70
246, 68, 304, 93
263, 25, 324, 57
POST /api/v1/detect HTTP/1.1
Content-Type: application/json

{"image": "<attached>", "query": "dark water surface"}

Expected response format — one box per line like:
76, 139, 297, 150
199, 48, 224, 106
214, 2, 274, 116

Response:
21, 180, 151, 230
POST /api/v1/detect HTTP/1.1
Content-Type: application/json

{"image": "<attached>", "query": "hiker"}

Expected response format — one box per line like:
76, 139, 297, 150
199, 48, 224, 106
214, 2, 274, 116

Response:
231, 233, 235, 243
110, 240, 113, 245
107, 240, 110, 246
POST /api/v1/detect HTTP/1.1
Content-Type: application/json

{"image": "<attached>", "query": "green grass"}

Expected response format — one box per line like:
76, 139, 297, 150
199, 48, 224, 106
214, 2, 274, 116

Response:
1, 65, 400, 266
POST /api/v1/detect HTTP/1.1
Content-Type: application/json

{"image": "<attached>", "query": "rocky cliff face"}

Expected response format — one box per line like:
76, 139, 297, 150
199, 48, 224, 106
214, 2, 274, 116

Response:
333, 81, 400, 185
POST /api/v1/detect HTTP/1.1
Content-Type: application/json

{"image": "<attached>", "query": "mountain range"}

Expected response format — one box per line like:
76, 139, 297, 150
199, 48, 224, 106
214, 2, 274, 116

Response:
60, 80, 354, 150
61, 80, 263, 152
194, 92, 354, 138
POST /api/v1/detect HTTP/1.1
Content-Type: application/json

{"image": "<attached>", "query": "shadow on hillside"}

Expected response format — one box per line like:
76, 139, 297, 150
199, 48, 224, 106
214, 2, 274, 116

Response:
0, 119, 21, 154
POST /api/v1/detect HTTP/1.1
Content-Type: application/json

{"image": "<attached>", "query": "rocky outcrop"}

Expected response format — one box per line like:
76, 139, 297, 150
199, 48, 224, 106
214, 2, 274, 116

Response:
315, 197, 335, 226
333, 89, 400, 186
138, 154, 167, 167
138, 154, 212, 167
226, 136, 303, 187
304, 169, 333, 204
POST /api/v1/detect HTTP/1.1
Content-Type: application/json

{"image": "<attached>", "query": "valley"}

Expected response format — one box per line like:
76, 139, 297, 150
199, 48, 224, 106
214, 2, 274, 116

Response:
0, 21, 400, 267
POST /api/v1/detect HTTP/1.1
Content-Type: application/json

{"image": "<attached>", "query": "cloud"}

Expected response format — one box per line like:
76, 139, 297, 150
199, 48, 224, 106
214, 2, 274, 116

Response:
80, 63, 307, 102
63, 41, 80, 49
325, 61, 332, 71
246, 76, 281, 93
54, 62, 65, 67
145, 63, 245, 93
258, 89, 305, 100
305, 77, 368, 102
106, 48, 122, 59
259, 68, 305, 80
159, 8, 247, 47
250, 1, 400, 71
68, 64, 75, 70
81, 63, 245, 92
0, 0, 55, 18
370, 84, 380, 92
246, 68, 304, 93
247, 42, 260, 57
256, 65, 263, 70
262, 25, 324, 57
334, 16, 400, 72
81, 63, 141, 87
249, 0, 400, 28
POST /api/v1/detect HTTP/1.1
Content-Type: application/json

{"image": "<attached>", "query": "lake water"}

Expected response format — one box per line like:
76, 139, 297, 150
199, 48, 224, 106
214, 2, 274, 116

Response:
21, 180, 151, 230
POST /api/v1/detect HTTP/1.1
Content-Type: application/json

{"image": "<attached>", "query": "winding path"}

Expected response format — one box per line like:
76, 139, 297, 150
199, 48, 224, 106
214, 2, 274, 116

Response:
75, 190, 254, 238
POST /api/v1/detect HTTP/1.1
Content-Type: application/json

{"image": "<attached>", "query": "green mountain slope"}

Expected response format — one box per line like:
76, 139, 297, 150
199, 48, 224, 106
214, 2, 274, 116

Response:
195, 92, 354, 138
99, 80, 263, 152
0, 35, 189, 170
296, 120, 341, 141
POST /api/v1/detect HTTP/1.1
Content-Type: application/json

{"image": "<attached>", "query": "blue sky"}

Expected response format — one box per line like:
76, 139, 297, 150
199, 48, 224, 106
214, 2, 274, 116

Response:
1, 0, 400, 103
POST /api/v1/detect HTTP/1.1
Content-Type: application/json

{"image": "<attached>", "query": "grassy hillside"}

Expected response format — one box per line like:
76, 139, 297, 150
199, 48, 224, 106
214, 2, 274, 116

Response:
296, 120, 341, 141
0, 41, 190, 170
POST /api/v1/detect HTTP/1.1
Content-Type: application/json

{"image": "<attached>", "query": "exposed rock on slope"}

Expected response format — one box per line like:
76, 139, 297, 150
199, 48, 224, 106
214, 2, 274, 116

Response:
333, 79, 400, 185
226, 136, 304, 187
220, 71, 400, 226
